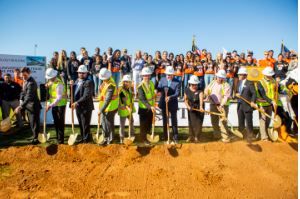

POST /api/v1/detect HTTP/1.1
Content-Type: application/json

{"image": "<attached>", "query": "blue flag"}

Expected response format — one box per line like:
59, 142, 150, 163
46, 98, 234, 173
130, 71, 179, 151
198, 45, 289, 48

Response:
280, 42, 290, 58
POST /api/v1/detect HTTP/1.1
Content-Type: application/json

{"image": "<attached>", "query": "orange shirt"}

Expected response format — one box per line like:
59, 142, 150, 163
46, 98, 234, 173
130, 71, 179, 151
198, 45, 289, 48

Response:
14, 77, 23, 87
284, 58, 291, 63
258, 59, 274, 68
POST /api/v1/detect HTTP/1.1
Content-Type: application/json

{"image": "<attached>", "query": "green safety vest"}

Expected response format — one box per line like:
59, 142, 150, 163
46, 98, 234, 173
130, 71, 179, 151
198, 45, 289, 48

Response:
255, 77, 282, 107
138, 81, 155, 109
49, 78, 67, 107
118, 87, 136, 117
99, 78, 119, 112
207, 80, 231, 106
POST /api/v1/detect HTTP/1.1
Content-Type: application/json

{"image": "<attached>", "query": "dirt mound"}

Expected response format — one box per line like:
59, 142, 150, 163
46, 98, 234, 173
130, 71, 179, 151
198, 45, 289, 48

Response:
0, 141, 297, 198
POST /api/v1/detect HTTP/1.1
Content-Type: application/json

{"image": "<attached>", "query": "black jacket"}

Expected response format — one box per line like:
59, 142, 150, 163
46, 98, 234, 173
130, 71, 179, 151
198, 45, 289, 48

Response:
72, 78, 94, 113
20, 76, 42, 113
236, 80, 256, 112
157, 77, 180, 112
2, 81, 22, 101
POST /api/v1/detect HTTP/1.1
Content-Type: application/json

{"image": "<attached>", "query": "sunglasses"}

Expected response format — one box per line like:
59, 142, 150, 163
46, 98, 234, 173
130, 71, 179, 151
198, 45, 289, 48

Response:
78, 72, 86, 75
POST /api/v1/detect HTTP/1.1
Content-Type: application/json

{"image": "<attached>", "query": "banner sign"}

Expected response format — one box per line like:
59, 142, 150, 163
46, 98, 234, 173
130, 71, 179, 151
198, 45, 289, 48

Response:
0, 54, 46, 85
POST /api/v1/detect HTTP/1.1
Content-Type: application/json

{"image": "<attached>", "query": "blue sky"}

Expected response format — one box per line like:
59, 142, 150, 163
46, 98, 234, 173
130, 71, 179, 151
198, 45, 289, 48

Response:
0, 0, 297, 61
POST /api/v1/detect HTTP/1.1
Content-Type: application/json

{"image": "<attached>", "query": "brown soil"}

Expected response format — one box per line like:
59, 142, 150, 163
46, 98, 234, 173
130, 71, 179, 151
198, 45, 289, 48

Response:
0, 141, 297, 198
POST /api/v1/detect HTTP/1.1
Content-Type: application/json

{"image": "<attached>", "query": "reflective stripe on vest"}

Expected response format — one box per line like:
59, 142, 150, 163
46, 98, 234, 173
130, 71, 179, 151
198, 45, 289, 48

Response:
138, 81, 155, 109
49, 79, 67, 107
118, 87, 136, 117
99, 78, 119, 112
255, 78, 282, 107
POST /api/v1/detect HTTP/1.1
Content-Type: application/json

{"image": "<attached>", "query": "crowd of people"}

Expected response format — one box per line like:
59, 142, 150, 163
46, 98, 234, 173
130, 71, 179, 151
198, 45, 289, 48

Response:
0, 47, 298, 145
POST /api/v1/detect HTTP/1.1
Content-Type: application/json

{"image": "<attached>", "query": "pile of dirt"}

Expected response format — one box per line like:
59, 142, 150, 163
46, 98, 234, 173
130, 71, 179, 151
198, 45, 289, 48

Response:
0, 141, 297, 198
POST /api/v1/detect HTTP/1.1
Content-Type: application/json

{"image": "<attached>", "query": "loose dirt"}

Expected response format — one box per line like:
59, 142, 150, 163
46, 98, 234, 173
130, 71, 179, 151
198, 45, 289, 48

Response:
0, 141, 297, 198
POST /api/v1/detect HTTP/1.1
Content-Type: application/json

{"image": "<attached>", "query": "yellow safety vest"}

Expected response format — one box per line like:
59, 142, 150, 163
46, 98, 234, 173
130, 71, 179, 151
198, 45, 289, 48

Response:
138, 81, 155, 109
99, 78, 119, 112
118, 87, 136, 117
49, 78, 67, 107
255, 77, 282, 107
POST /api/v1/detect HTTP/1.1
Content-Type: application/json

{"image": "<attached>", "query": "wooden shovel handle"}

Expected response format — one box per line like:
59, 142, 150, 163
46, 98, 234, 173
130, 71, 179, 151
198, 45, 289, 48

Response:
236, 95, 273, 119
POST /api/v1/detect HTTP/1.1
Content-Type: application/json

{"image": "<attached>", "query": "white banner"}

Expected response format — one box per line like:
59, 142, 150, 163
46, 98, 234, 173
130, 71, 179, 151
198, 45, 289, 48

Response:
42, 102, 263, 127
0, 54, 46, 85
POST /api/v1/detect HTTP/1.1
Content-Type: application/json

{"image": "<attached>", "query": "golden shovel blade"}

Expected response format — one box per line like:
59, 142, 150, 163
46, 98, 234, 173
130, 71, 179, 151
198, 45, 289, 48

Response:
147, 134, 159, 143
0, 117, 11, 132
68, 133, 78, 145
232, 129, 244, 139
38, 133, 47, 143
124, 136, 135, 146
267, 129, 279, 142
273, 115, 282, 129
93, 133, 104, 144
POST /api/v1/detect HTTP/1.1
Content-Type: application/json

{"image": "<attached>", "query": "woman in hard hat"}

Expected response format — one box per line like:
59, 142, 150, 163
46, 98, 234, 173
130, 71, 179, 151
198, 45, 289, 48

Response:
98, 68, 119, 145
45, 68, 67, 144
118, 74, 135, 144
138, 67, 156, 145
184, 75, 204, 143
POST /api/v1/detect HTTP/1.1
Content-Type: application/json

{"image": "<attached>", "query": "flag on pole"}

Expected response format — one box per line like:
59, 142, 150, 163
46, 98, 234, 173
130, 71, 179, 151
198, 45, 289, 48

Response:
280, 40, 290, 58
192, 35, 201, 55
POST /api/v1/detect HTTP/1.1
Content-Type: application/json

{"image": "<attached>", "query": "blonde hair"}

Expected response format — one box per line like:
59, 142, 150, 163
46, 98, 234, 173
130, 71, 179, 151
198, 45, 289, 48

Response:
57, 50, 68, 70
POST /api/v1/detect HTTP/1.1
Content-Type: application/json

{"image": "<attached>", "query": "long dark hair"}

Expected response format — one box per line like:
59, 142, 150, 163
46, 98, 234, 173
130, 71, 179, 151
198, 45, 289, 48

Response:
112, 49, 121, 60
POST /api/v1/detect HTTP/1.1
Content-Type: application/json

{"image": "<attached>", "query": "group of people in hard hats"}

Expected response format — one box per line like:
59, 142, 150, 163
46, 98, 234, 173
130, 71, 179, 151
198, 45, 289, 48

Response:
13, 61, 297, 145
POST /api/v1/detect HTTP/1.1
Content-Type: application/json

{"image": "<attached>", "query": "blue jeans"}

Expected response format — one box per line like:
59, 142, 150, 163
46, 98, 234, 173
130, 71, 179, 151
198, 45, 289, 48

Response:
93, 74, 100, 95
204, 74, 214, 86
198, 76, 205, 91
184, 74, 193, 88
112, 72, 120, 87
227, 78, 234, 96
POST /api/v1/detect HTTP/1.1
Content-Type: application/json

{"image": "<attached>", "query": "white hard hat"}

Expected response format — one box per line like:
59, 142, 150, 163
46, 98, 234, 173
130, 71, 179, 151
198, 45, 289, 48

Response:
237, 67, 248, 75
45, 68, 58, 79
262, 66, 275, 76
188, 75, 200, 84
141, 67, 152, 76
77, 65, 89, 73
216, 70, 227, 79
165, 66, 175, 75
99, 68, 111, 80
122, 74, 132, 82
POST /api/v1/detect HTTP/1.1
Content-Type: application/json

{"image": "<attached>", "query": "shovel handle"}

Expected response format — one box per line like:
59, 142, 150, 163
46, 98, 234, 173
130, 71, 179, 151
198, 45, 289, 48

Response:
192, 108, 224, 117
164, 88, 170, 143
236, 95, 273, 119
70, 84, 75, 134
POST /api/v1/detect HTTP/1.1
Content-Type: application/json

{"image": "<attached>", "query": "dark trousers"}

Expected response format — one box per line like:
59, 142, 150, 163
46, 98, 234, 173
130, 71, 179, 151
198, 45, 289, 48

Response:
27, 110, 41, 139
101, 110, 117, 142
76, 109, 92, 142
188, 110, 204, 139
52, 106, 66, 143
237, 105, 254, 139
139, 109, 153, 142
162, 109, 178, 141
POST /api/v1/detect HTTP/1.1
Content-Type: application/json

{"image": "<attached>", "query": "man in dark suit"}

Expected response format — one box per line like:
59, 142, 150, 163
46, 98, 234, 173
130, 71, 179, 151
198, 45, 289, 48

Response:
235, 67, 257, 142
15, 67, 42, 144
157, 66, 180, 143
71, 65, 94, 143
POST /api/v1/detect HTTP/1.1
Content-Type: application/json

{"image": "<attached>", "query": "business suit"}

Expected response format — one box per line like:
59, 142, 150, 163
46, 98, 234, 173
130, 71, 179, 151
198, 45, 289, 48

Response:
72, 77, 94, 142
157, 77, 180, 141
20, 76, 42, 140
236, 79, 256, 140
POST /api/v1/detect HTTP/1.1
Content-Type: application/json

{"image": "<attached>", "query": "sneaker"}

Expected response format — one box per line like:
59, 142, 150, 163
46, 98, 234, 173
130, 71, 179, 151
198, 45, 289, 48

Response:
144, 140, 151, 146
194, 138, 199, 143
